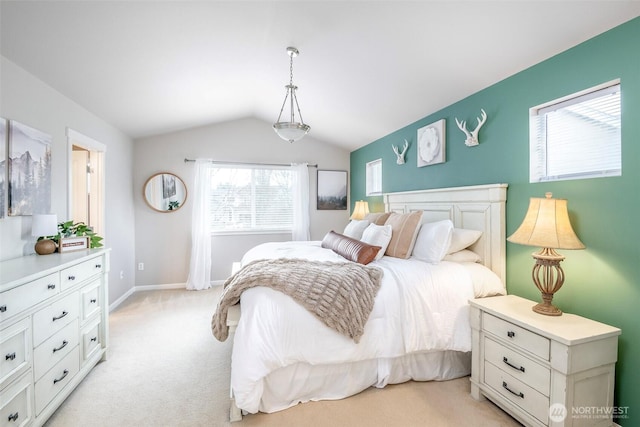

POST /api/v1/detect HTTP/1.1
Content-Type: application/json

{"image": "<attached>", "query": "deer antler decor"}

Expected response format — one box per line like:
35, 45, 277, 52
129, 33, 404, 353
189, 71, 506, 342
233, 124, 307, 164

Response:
392, 139, 409, 165
455, 109, 487, 147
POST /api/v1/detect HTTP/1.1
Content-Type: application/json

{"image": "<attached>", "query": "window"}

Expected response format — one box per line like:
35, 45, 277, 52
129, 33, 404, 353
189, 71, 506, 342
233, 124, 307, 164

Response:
366, 159, 382, 196
209, 164, 293, 233
530, 80, 621, 182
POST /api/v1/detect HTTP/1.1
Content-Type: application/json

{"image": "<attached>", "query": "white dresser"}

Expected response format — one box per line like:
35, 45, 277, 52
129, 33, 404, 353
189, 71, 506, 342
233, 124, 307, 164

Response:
0, 249, 109, 427
470, 295, 620, 427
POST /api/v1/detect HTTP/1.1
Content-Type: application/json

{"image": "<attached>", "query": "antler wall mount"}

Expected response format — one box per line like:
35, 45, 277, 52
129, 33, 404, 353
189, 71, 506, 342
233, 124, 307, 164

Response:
392, 139, 409, 165
455, 109, 487, 147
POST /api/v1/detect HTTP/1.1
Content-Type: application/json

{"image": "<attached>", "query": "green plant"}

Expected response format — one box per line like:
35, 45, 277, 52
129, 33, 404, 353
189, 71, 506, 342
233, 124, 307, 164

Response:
56, 220, 104, 248
168, 201, 180, 210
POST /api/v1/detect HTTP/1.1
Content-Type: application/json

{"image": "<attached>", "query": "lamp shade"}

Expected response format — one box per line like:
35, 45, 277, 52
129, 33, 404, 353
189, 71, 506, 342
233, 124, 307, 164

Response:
32, 214, 58, 237
507, 193, 584, 250
350, 200, 370, 220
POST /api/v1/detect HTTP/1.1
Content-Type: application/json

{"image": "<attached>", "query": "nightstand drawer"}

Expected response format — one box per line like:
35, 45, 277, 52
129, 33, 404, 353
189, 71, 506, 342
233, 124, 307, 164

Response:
485, 361, 549, 424
484, 337, 550, 396
483, 313, 550, 360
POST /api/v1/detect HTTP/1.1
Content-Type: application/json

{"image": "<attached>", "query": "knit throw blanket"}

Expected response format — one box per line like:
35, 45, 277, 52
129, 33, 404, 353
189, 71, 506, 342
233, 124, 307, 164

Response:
211, 258, 383, 343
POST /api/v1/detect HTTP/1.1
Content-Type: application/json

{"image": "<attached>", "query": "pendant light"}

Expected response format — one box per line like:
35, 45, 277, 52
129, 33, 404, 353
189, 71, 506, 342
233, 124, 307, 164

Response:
273, 47, 310, 143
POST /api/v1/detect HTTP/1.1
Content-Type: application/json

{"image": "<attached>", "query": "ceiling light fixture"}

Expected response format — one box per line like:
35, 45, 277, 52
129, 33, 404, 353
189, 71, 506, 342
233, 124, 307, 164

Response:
273, 46, 310, 143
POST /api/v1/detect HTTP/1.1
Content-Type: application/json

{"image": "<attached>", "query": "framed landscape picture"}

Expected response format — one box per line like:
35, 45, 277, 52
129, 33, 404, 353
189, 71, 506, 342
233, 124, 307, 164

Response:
317, 170, 347, 210
8, 120, 52, 216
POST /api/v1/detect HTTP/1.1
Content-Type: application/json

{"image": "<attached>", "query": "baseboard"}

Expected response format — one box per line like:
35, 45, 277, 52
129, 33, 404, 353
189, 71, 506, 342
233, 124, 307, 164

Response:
109, 281, 223, 312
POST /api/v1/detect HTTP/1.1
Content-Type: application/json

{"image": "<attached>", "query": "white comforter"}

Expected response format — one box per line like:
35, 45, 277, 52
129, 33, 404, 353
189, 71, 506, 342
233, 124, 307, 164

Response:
231, 241, 504, 413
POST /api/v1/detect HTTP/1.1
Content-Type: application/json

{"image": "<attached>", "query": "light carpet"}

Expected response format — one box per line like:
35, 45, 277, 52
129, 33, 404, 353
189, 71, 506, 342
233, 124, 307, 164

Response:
44, 287, 521, 427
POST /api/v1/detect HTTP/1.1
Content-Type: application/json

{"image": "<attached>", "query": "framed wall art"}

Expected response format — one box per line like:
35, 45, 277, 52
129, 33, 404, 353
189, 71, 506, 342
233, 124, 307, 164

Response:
0, 118, 6, 219
8, 120, 52, 216
317, 170, 347, 210
417, 119, 446, 167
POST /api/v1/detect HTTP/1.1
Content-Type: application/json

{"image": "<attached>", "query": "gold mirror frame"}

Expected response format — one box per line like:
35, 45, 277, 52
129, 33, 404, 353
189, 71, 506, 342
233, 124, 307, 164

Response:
143, 172, 187, 213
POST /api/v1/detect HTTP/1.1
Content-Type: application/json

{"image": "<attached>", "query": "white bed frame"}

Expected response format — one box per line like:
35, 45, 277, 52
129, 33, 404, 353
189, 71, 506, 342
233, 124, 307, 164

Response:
227, 183, 508, 421
384, 183, 507, 283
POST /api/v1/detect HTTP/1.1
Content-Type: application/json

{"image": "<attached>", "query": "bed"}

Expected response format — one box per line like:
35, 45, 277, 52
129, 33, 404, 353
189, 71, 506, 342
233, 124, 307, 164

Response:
213, 183, 508, 421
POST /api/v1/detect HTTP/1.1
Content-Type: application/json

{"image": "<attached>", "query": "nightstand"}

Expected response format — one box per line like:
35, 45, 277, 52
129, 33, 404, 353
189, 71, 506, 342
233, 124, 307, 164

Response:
469, 295, 621, 427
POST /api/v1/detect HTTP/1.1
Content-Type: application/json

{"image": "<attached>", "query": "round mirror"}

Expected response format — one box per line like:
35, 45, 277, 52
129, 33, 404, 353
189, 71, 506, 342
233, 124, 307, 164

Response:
143, 172, 187, 212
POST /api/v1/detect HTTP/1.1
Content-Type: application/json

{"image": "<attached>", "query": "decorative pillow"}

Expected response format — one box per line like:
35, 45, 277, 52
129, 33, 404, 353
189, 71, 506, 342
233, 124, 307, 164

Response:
360, 224, 393, 260
443, 249, 481, 263
448, 228, 483, 254
384, 211, 423, 259
364, 212, 391, 225
321, 231, 381, 265
343, 220, 370, 240
411, 219, 453, 263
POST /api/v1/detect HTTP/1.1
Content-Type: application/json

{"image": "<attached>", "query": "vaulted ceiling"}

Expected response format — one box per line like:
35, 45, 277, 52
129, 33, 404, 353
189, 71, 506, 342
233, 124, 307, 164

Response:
1, 1, 638, 150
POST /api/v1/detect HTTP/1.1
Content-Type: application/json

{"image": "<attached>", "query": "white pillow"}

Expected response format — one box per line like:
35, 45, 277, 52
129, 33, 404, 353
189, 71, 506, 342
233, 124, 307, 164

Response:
411, 219, 454, 263
360, 224, 393, 260
343, 220, 370, 240
448, 228, 483, 254
443, 249, 481, 263
463, 263, 506, 297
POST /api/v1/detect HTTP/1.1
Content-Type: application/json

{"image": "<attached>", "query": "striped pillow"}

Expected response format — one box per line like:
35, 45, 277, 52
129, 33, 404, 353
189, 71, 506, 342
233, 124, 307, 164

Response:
384, 211, 423, 259
364, 212, 392, 225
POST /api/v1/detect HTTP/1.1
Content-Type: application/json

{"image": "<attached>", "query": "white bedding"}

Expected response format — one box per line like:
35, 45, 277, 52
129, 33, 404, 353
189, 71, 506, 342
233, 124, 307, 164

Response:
231, 241, 505, 413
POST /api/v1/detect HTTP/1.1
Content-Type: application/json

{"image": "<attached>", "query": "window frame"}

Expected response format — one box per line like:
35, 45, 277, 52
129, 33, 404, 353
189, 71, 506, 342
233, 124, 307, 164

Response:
208, 163, 294, 236
529, 79, 621, 183
366, 159, 382, 196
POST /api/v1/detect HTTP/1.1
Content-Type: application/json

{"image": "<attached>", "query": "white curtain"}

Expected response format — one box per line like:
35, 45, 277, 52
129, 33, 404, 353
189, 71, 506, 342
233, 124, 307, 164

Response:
291, 163, 310, 241
186, 159, 212, 290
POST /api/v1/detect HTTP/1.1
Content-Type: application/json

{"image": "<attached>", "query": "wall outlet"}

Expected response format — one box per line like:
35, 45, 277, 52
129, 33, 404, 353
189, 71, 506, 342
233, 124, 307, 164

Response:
119, 270, 124, 279
138, 262, 144, 271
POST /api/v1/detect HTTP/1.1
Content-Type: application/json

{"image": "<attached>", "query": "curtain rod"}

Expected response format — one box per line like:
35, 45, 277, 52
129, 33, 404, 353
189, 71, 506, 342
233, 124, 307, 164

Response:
184, 158, 317, 168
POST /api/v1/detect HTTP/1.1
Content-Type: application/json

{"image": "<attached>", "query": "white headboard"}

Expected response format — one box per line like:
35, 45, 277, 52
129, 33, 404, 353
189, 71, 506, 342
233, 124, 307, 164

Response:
383, 183, 508, 283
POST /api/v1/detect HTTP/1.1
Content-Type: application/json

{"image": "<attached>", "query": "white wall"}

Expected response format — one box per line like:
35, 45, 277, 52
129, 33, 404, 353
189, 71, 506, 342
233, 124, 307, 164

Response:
134, 117, 351, 285
0, 56, 136, 305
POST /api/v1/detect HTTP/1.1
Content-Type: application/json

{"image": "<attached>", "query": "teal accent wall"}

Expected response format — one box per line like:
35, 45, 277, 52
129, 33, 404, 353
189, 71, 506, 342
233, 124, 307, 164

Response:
351, 17, 639, 420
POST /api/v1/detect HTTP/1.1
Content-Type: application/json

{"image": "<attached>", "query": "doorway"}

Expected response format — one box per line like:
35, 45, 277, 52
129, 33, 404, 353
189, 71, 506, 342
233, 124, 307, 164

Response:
67, 128, 105, 238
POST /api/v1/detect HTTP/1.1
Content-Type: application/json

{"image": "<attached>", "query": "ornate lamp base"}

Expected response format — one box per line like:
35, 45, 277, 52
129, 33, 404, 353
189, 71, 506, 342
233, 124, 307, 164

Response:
531, 248, 565, 316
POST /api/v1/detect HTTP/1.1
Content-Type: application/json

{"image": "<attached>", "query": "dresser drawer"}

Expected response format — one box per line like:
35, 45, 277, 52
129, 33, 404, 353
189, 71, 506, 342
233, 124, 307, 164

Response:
484, 337, 550, 396
483, 313, 550, 360
0, 319, 31, 390
34, 347, 79, 416
60, 256, 105, 291
0, 372, 33, 427
80, 280, 101, 323
0, 273, 59, 323
33, 319, 79, 381
32, 293, 79, 347
82, 320, 102, 362
484, 361, 549, 424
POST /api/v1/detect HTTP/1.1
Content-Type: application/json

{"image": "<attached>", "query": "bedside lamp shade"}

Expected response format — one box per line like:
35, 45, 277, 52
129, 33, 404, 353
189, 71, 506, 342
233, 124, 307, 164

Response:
32, 214, 58, 255
508, 193, 584, 316
350, 200, 370, 220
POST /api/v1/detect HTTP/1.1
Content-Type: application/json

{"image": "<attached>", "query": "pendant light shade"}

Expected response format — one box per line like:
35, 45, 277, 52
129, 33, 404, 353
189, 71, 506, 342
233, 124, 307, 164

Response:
273, 47, 310, 143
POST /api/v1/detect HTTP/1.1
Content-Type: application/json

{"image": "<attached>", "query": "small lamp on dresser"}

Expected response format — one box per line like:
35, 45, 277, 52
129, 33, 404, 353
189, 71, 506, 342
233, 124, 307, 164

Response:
507, 193, 585, 316
350, 200, 370, 220
32, 214, 58, 255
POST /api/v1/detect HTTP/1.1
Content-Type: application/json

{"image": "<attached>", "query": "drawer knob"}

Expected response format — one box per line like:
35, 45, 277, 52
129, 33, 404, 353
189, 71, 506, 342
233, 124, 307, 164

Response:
91, 336, 98, 342
53, 369, 69, 384
0, 305, 6, 313
5, 352, 16, 361
53, 340, 69, 353
8, 412, 19, 422
507, 331, 515, 338
48, 283, 56, 289
52, 311, 69, 321
90, 298, 97, 304
502, 381, 524, 399
95, 264, 102, 268
68, 275, 76, 281
503, 356, 525, 373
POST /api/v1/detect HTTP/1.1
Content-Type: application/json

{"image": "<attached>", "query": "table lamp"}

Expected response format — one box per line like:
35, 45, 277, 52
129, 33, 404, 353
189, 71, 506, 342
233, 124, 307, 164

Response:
350, 200, 370, 220
32, 214, 58, 255
507, 193, 584, 316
